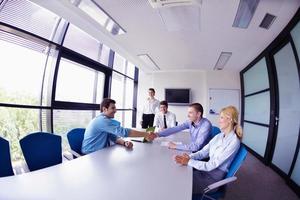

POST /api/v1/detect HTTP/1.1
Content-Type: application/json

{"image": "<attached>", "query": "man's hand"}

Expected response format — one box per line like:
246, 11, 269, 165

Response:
168, 141, 177, 149
124, 141, 133, 149
174, 153, 190, 165
144, 132, 158, 142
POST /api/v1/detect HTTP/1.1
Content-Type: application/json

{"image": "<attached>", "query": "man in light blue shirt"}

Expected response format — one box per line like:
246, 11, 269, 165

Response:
82, 98, 156, 154
154, 103, 212, 152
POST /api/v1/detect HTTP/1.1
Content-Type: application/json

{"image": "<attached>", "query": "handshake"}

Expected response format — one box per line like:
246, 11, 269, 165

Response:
144, 132, 158, 142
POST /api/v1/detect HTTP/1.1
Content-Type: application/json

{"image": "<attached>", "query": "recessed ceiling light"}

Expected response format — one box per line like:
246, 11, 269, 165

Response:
233, 0, 260, 29
75, 0, 126, 35
137, 54, 160, 71
148, 0, 201, 8
214, 52, 232, 70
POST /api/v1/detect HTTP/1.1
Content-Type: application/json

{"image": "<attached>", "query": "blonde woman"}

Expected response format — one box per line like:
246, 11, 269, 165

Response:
174, 106, 243, 194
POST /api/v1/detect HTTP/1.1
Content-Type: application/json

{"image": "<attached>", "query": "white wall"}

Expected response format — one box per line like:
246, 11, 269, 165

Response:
137, 70, 241, 127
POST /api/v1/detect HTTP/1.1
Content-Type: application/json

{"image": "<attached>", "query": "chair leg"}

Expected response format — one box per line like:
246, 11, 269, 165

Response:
201, 194, 217, 200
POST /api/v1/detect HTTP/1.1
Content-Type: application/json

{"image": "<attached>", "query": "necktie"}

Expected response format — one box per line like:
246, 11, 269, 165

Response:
163, 115, 167, 129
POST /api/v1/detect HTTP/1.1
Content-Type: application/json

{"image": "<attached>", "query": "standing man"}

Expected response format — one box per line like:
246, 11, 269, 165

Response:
153, 103, 212, 152
154, 100, 176, 131
140, 88, 160, 129
82, 98, 156, 154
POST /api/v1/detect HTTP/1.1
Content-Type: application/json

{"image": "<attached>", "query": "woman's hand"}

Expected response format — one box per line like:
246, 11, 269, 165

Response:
174, 153, 190, 165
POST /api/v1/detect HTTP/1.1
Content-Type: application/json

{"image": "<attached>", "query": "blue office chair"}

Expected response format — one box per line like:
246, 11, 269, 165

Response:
19, 132, 62, 171
193, 144, 247, 200
0, 136, 14, 177
67, 128, 85, 159
211, 126, 221, 138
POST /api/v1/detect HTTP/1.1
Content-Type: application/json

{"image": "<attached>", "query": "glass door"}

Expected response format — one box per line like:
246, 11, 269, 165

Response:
271, 41, 300, 175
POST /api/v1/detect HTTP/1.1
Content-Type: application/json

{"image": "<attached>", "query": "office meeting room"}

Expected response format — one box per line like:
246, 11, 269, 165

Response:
0, 0, 300, 199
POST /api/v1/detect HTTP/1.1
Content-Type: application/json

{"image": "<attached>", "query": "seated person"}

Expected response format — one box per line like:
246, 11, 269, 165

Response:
154, 103, 212, 152
153, 100, 176, 131
82, 98, 156, 154
174, 106, 242, 194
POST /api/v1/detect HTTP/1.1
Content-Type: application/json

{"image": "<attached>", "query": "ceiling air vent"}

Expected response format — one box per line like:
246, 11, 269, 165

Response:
259, 13, 276, 29
148, 0, 201, 8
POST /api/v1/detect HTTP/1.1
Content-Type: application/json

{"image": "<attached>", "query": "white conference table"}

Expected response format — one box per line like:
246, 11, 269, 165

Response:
0, 132, 192, 200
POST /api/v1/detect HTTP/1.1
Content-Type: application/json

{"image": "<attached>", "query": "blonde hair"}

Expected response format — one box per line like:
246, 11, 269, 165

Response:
220, 106, 243, 140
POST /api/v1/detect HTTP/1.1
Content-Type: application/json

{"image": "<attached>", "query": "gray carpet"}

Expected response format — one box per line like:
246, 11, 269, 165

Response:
225, 153, 299, 200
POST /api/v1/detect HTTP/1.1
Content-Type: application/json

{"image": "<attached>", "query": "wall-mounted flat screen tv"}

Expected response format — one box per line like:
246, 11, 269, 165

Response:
165, 88, 191, 105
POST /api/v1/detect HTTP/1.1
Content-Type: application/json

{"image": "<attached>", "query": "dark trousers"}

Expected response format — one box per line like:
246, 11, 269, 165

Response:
192, 168, 226, 194
142, 114, 155, 128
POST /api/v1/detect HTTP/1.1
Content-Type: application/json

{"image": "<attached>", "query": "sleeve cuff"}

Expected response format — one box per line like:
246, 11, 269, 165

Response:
189, 153, 195, 159
125, 128, 131, 137
187, 159, 197, 168
175, 144, 186, 150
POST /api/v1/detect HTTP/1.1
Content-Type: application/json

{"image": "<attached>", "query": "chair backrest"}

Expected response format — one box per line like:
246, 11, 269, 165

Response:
67, 128, 85, 155
0, 137, 14, 177
211, 126, 221, 138
19, 132, 62, 171
225, 144, 247, 178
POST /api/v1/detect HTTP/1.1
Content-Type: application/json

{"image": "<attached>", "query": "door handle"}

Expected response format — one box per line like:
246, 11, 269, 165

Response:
275, 117, 279, 126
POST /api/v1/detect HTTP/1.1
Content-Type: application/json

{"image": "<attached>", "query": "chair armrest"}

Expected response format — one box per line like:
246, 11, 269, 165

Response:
63, 150, 82, 161
69, 149, 82, 158
203, 176, 237, 193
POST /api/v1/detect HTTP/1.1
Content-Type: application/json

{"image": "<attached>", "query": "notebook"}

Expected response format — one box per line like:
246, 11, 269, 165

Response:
130, 127, 155, 143
130, 137, 147, 143
146, 126, 155, 132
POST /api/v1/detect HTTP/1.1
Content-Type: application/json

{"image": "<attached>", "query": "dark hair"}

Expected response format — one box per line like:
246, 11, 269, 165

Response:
189, 103, 203, 117
160, 100, 168, 108
149, 88, 155, 93
100, 98, 116, 112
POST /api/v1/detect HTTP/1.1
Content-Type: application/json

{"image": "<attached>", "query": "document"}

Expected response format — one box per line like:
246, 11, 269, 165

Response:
160, 141, 182, 147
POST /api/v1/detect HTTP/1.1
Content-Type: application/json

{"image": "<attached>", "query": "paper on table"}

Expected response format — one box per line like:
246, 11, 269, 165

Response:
160, 141, 182, 147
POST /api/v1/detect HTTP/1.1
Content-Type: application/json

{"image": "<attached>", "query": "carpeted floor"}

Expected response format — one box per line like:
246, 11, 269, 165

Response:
225, 153, 299, 200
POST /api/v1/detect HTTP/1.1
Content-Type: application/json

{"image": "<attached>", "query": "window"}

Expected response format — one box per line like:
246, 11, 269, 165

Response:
126, 62, 136, 79
111, 72, 135, 127
53, 109, 99, 150
55, 58, 105, 104
99, 44, 111, 67
124, 78, 134, 109
63, 24, 101, 61
111, 72, 125, 108
113, 52, 136, 78
0, 0, 139, 163
0, 31, 57, 106
0, 0, 67, 43
0, 107, 49, 161
63, 24, 111, 67
113, 52, 126, 74
111, 73, 134, 109
114, 110, 133, 127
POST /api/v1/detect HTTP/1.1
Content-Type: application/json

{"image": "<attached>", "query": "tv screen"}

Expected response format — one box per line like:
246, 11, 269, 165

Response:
165, 88, 191, 105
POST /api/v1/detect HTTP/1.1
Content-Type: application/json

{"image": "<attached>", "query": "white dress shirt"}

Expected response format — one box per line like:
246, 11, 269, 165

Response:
188, 130, 240, 172
142, 98, 160, 114
153, 111, 176, 130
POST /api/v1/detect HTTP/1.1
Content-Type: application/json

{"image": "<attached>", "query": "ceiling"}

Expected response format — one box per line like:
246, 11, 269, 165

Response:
31, 0, 300, 72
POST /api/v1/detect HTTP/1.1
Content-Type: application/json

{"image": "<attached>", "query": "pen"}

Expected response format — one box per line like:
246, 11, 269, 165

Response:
131, 139, 145, 143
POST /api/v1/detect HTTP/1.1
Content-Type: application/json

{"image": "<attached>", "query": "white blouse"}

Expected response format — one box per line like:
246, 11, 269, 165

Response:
188, 130, 240, 172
